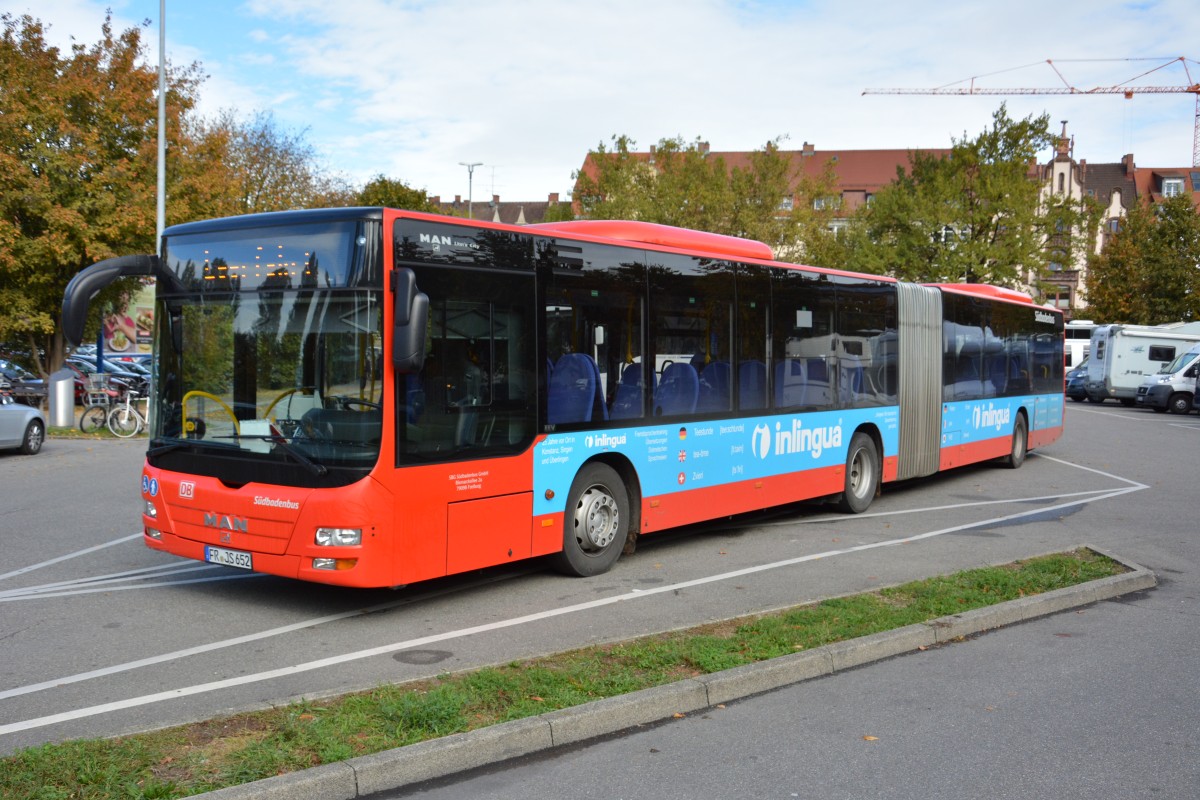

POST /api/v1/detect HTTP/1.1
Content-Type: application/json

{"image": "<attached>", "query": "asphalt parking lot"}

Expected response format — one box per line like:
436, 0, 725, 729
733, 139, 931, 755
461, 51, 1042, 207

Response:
2, 402, 1197, 798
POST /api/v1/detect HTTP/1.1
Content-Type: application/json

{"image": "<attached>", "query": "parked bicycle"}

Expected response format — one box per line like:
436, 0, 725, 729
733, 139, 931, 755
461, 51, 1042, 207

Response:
79, 375, 120, 434
107, 390, 148, 438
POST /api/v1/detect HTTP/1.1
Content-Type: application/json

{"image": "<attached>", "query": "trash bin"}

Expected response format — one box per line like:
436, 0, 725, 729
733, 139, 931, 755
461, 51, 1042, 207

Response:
48, 368, 75, 428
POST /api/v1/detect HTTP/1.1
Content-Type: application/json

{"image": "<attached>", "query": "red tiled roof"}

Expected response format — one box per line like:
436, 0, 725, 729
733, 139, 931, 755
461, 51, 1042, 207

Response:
577, 145, 951, 202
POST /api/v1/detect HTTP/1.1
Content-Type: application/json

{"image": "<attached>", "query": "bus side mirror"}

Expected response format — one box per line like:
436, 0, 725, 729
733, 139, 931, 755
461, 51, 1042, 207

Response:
391, 268, 428, 374
62, 255, 160, 346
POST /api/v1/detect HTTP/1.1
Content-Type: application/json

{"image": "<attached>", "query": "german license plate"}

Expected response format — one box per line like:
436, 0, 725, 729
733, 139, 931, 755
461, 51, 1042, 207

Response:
204, 545, 253, 570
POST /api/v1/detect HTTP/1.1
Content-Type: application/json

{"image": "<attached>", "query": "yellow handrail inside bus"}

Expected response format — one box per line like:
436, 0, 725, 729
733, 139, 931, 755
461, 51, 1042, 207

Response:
264, 387, 316, 422
182, 390, 240, 436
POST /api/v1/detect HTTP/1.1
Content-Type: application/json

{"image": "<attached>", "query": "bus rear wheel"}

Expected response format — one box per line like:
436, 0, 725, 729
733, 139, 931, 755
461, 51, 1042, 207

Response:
552, 463, 629, 577
836, 432, 878, 514
1002, 413, 1028, 469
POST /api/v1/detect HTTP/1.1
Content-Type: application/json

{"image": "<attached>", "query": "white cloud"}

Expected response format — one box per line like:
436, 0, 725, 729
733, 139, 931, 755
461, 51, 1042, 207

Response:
24, 0, 1200, 200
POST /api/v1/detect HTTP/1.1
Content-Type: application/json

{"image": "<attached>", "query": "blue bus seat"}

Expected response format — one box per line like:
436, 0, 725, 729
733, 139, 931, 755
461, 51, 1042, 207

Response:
838, 356, 865, 405
548, 353, 606, 424
697, 361, 732, 413
774, 358, 806, 407
611, 362, 654, 420
738, 360, 767, 410
654, 362, 699, 416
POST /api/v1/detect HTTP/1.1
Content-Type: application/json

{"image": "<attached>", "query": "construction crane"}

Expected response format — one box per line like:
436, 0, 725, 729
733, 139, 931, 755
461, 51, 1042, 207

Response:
864, 57, 1200, 167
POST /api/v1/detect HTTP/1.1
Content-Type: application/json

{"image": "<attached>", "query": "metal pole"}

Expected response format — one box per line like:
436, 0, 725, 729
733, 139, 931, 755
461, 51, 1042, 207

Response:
459, 161, 482, 219
156, 0, 166, 249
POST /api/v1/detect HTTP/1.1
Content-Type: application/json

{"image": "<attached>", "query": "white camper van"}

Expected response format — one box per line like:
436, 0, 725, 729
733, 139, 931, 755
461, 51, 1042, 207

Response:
1136, 341, 1200, 414
1085, 323, 1200, 405
1064, 319, 1096, 369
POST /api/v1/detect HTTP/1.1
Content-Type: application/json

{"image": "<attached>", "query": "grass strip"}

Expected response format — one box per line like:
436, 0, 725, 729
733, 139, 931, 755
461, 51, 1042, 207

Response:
1, 548, 1123, 799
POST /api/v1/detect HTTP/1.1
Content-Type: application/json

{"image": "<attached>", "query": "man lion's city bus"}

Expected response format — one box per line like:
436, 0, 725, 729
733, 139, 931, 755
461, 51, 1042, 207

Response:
62, 209, 1064, 588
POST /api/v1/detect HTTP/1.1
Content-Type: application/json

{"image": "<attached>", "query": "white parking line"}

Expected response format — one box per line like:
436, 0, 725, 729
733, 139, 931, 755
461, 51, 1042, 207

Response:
0, 533, 143, 582
0, 468, 1147, 738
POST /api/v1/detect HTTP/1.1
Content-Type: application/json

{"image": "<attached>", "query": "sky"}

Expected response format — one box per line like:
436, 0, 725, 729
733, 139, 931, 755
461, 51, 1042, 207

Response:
22, 0, 1200, 204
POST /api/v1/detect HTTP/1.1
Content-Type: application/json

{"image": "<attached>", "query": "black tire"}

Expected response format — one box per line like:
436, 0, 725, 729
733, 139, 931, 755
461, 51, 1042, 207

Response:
1002, 413, 1028, 469
79, 404, 107, 434
552, 462, 629, 577
107, 405, 142, 437
836, 431, 878, 514
20, 419, 44, 455
1168, 393, 1192, 415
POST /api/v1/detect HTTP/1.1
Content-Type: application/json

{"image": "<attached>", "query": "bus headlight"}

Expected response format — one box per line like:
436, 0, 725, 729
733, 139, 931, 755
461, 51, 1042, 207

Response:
315, 527, 361, 546
144, 500, 157, 519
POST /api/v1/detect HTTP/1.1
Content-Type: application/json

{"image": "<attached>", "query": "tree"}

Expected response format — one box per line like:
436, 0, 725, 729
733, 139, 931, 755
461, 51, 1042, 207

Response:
175, 110, 354, 220
1086, 194, 1200, 324
356, 175, 439, 211
846, 105, 1058, 286
573, 135, 842, 260
0, 12, 202, 375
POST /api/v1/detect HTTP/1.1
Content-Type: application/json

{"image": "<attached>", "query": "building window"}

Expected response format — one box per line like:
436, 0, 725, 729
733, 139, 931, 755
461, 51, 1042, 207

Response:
1107, 218, 1120, 234
1058, 173, 1065, 194
1163, 178, 1184, 197
778, 197, 794, 212
934, 225, 959, 244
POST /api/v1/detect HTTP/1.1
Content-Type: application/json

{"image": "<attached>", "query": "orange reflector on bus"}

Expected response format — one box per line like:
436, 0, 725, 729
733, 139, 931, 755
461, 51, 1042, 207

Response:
313, 558, 358, 571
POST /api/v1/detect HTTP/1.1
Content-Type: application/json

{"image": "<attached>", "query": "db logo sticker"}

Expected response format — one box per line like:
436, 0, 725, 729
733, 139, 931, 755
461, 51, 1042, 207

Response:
179, 481, 195, 499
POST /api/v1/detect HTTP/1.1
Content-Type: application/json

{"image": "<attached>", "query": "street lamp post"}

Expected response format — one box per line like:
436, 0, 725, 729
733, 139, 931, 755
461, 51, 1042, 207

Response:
458, 161, 482, 219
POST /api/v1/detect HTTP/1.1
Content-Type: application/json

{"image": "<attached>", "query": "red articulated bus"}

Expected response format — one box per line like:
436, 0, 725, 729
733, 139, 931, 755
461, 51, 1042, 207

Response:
62, 209, 1064, 588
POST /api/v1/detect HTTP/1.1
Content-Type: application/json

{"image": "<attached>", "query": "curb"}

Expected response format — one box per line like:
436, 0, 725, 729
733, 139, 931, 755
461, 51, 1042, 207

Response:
193, 547, 1155, 799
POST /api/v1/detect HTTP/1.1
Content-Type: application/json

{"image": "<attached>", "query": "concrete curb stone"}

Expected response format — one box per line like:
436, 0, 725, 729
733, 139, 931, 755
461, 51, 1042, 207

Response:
189, 548, 1155, 799
540, 679, 710, 747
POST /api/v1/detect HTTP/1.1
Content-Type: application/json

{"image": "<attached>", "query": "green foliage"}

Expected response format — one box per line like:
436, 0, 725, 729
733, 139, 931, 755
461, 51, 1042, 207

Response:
1086, 193, 1200, 324
847, 104, 1059, 286
176, 110, 355, 220
540, 199, 576, 223
0, 12, 201, 375
573, 135, 845, 262
357, 174, 439, 212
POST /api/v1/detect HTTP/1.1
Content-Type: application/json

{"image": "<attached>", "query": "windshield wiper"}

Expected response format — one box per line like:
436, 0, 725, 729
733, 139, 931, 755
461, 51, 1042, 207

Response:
225, 434, 329, 476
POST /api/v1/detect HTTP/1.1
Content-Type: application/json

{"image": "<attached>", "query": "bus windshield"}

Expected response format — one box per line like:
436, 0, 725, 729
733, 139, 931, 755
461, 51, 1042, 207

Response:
151, 218, 384, 482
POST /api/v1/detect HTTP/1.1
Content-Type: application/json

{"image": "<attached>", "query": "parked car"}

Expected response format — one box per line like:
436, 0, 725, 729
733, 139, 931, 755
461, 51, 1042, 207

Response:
0, 392, 45, 454
0, 358, 47, 406
1066, 357, 1088, 402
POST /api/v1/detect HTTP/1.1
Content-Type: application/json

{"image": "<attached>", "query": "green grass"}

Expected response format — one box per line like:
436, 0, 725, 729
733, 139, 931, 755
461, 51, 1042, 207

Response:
0, 548, 1124, 800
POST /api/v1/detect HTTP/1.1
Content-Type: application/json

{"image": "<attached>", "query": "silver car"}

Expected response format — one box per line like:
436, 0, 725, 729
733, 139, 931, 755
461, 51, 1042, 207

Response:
0, 392, 45, 454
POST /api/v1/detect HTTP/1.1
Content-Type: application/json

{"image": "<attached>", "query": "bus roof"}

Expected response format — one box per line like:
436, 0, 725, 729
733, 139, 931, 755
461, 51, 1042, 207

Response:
529, 220, 775, 261
929, 283, 1041, 307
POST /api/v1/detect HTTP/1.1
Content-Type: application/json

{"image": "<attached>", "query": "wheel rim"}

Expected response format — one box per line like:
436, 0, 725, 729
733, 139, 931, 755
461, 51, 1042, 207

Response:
573, 484, 619, 551
1013, 423, 1026, 460
27, 423, 43, 451
848, 446, 872, 499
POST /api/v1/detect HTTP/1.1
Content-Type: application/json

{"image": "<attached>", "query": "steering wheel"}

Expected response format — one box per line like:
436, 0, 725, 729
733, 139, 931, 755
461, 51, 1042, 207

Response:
336, 396, 381, 411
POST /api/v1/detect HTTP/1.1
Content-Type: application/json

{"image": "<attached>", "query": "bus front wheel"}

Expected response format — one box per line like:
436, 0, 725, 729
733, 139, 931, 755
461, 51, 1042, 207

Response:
836, 432, 878, 514
553, 463, 629, 577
